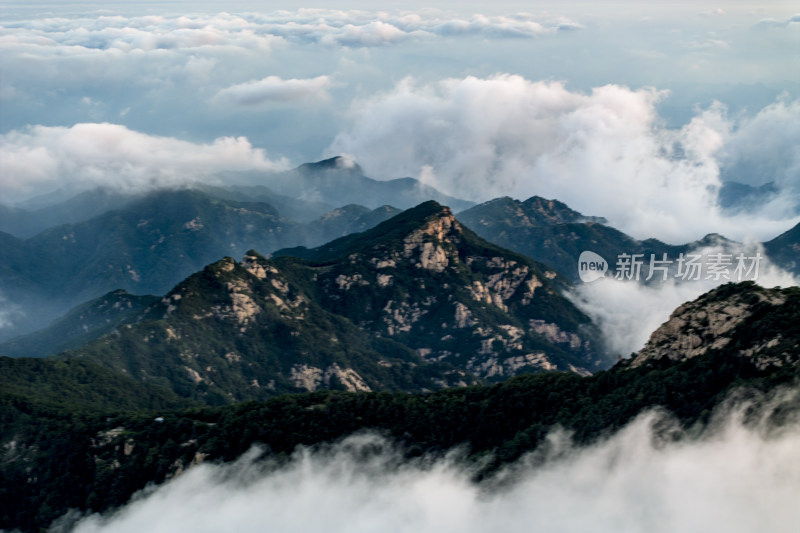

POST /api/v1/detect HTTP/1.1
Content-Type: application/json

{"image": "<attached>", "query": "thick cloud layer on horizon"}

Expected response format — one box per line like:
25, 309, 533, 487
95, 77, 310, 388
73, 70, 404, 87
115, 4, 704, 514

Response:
65, 398, 800, 533
214, 75, 333, 105
329, 76, 800, 242
0, 10, 579, 51
1, 6, 798, 242
0, 123, 287, 198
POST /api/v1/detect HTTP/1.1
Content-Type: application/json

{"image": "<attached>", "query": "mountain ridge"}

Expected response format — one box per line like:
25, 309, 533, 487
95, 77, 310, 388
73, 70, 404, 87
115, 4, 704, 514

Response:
0, 189, 403, 341
0, 290, 157, 358
60, 201, 603, 404
248, 156, 476, 212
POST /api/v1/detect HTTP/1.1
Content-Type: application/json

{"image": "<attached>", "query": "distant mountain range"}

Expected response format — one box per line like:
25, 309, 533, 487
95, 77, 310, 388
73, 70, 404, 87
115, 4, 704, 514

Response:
3, 164, 799, 347
0, 156, 479, 340
0, 290, 157, 358
222, 156, 475, 213
0, 187, 136, 239
0, 156, 474, 238
16, 192, 796, 404
458, 195, 800, 281
0, 190, 403, 340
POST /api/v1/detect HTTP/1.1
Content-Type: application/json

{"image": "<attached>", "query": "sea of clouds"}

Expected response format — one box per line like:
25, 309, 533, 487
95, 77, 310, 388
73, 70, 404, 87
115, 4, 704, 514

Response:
3, 81, 798, 244
58, 391, 800, 533
1, 8, 798, 529
2, 7, 798, 247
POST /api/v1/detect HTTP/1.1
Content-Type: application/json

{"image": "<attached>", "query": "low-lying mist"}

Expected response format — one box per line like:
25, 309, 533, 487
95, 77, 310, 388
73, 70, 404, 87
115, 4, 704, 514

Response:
60, 391, 800, 533
569, 243, 800, 357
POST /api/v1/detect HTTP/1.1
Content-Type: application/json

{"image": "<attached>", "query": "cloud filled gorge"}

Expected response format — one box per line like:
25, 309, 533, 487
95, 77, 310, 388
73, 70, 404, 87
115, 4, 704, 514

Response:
63, 394, 800, 533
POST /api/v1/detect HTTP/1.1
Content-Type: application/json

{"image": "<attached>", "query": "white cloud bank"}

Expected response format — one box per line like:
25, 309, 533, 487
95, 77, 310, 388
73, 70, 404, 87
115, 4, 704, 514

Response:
248, 10, 579, 46
65, 398, 800, 533
0, 10, 577, 57
0, 123, 288, 199
329, 75, 800, 243
214, 75, 333, 106
720, 98, 800, 194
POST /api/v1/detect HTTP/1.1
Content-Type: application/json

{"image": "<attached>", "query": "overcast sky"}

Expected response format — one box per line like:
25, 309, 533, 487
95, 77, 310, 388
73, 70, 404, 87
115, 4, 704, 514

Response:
1, 1, 798, 242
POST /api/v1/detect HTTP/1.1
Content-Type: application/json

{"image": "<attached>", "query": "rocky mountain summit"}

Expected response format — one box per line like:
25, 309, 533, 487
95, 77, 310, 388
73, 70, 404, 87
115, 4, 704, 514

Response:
630, 281, 800, 370
67, 201, 604, 403
457, 195, 680, 282
274, 201, 603, 375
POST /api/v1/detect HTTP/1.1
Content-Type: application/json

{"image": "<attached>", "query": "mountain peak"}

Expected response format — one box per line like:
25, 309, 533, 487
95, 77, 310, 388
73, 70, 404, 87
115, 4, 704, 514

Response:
400, 200, 454, 225
630, 281, 798, 368
273, 201, 462, 264
398, 202, 460, 272
459, 195, 605, 232
298, 156, 363, 175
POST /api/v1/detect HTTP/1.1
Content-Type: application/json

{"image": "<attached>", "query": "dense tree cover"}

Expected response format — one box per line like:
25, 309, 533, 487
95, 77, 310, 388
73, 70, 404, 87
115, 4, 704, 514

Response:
2, 348, 797, 532
0, 357, 193, 414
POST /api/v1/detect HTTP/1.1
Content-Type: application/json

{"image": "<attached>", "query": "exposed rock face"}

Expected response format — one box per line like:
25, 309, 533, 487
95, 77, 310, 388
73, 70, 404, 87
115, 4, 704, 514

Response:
467, 352, 558, 378
219, 280, 261, 327
630, 282, 799, 370
71, 201, 603, 403
71, 248, 477, 402
290, 363, 371, 392
242, 254, 278, 279
529, 319, 583, 350
403, 212, 459, 272
454, 302, 476, 328
278, 201, 602, 378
